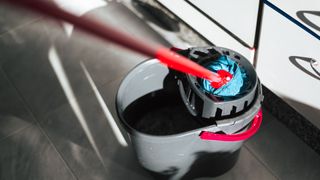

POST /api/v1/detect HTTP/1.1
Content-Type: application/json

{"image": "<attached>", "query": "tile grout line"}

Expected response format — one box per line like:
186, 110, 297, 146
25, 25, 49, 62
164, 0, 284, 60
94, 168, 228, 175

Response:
260, 112, 275, 127
262, 86, 320, 155
0, 123, 33, 143
243, 145, 281, 180
0, 16, 43, 38
0, 67, 36, 143
42, 21, 127, 106
244, 120, 281, 179
97, 72, 125, 92
0, 65, 79, 180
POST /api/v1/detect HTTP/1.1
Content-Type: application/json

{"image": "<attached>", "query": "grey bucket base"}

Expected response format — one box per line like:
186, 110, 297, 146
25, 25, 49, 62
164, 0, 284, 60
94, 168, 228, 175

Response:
144, 149, 240, 180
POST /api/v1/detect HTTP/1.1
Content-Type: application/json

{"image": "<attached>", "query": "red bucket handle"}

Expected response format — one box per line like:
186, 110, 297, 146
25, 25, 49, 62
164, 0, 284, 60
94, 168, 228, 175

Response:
200, 109, 262, 141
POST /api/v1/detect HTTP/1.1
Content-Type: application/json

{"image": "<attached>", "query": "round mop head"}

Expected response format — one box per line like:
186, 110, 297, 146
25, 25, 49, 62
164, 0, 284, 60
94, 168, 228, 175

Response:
201, 55, 247, 97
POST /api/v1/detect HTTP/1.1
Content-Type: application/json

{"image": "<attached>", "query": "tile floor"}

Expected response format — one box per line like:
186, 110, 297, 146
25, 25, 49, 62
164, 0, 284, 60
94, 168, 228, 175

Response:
0, 1, 319, 180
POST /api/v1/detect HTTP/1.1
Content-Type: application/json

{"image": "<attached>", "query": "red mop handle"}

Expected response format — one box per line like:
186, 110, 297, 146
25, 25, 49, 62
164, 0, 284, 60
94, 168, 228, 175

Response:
4, 0, 231, 88
156, 48, 222, 82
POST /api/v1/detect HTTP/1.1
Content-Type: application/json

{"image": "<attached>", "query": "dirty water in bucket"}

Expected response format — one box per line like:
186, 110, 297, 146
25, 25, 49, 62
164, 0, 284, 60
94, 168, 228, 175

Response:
123, 89, 204, 135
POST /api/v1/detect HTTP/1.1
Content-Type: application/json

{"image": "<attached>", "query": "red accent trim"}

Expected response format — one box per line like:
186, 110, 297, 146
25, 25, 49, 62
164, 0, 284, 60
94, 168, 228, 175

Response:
200, 109, 262, 141
210, 70, 233, 89
156, 48, 228, 87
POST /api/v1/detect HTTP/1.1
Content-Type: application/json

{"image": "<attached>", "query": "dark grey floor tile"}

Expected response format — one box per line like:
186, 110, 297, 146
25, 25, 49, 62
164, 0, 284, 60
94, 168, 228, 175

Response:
0, 116, 32, 142
0, 124, 75, 180
50, 25, 147, 88
79, 3, 170, 86
1, 2, 170, 122
41, 2, 170, 88
0, 20, 82, 120
0, 69, 35, 141
81, 43, 147, 87
246, 117, 320, 180
40, 87, 152, 180
85, 2, 170, 47
259, 107, 275, 128
0, 19, 45, 66
262, 86, 320, 155
98, 76, 124, 117
197, 147, 277, 180
0, 2, 40, 35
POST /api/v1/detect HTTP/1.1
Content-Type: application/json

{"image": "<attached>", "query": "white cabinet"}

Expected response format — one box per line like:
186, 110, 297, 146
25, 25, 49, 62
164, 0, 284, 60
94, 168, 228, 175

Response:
156, 0, 255, 63
188, 0, 260, 47
268, 0, 320, 36
256, 5, 320, 128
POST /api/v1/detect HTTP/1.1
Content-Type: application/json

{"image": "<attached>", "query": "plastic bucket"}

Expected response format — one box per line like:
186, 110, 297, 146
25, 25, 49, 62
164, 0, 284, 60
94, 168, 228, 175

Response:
116, 59, 263, 179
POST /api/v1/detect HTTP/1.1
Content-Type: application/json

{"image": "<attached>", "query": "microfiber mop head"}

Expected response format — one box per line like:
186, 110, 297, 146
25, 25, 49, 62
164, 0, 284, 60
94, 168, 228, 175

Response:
201, 55, 247, 97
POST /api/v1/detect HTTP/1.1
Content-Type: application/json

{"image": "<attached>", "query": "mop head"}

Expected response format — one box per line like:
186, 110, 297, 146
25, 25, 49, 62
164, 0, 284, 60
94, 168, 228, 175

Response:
201, 55, 247, 97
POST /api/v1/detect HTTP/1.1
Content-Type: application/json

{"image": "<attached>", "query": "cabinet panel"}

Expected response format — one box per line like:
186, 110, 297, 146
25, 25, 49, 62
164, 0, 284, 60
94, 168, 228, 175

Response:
256, 5, 320, 128
188, 0, 259, 47
268, 0, 320, 36
156, 0, 254, 63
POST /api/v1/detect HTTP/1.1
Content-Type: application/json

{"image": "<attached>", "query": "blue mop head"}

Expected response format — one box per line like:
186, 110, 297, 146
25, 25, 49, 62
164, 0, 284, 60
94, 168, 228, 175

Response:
201, 55, 247, 97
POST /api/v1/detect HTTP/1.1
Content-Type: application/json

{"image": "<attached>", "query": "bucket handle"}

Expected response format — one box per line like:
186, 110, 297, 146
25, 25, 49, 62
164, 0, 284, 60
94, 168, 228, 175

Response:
200, 109, 262, 141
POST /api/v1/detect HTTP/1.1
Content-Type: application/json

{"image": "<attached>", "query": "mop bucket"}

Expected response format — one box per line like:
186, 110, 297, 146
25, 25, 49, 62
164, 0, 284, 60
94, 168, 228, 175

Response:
116, 48, 263, 179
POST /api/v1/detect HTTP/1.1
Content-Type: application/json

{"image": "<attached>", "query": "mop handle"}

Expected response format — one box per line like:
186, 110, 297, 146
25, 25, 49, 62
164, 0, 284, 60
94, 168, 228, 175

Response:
3, 0, 232, 88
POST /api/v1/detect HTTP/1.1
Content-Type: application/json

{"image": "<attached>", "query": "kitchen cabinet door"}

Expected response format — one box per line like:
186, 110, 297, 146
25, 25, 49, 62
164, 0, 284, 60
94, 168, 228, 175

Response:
256, 5, 320, 128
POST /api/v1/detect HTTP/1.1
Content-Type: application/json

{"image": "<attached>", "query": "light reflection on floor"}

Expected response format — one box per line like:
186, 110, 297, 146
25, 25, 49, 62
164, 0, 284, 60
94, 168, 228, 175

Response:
48, 45, 106, 167
80, 61, 128, 147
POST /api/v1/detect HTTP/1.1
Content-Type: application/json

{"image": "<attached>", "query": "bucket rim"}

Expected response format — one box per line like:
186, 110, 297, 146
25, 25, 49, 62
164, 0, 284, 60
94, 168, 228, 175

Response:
116, 97, 261, 141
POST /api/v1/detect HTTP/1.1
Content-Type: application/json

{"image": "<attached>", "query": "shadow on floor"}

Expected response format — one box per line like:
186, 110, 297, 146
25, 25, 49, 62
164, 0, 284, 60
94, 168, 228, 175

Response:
147, 150, 240, 180
131, 0, 180, 32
